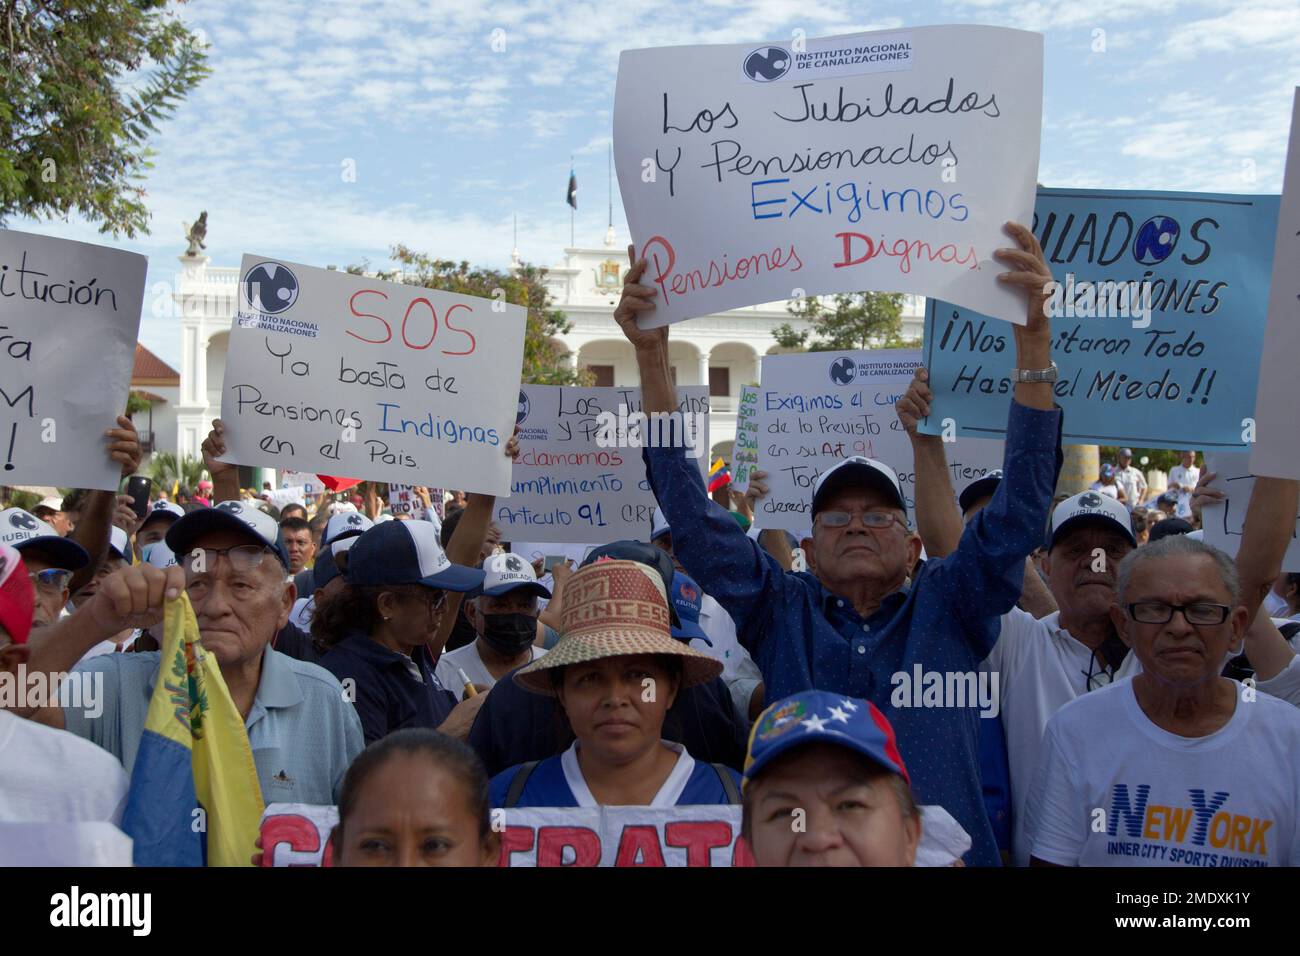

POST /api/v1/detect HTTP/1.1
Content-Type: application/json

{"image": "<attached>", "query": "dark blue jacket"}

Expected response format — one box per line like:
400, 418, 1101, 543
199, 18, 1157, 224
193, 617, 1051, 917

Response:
319, 632, 457, 744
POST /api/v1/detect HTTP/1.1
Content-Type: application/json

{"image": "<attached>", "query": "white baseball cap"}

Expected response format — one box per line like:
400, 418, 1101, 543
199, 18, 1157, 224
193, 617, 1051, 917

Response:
1048, 491, 1136, 549
165, 500, 290, 569
0, 508, 90, 570
34, 496, 64, 514
480, 552, 551, 599
811, 457, 907, 517
324, 511, 373, 545
139, 500, 185, 531
107, 526, 131, 561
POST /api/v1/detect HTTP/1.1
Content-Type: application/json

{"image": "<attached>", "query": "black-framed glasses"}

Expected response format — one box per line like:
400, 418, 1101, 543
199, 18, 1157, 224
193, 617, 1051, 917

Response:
181, 544, 274, 576
816, 510, 909, 531
29, 568, 72, 593
1127, 602, 1231, 626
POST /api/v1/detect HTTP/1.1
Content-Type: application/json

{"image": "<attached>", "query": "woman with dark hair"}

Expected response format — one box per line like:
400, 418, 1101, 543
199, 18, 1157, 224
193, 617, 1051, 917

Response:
314, 520, 485, 743
332, 728, 499, 867
489, 559, 740, 808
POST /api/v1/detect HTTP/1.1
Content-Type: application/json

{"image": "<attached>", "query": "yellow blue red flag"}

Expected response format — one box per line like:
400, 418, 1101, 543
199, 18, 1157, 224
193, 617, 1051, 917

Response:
120, 595, 264, 865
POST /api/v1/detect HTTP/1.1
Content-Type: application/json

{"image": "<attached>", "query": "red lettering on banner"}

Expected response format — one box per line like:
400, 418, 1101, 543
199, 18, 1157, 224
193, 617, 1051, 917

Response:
347, 289, 392, 344
664, 820, 733, 867
833, 231, 979, 275
442, 303, 477, 356
642, 234, 804, 305
401, 297, 438, 349
614, 825, 667, 867
498, 825, 537, 866
261, 813, 324, 867
537, 826, 601, 866
732, 835, 756, 867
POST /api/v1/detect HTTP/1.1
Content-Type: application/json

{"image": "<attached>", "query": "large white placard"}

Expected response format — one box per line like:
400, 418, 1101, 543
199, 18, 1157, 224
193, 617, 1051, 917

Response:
1202, 452, 1300, 572
500, 385, 709, 543
219, 255, 527, 495
1250, 89, 1300, 479
753, 349, 1004, 530
0, 229, 145, 490
613, 25, 1043, 328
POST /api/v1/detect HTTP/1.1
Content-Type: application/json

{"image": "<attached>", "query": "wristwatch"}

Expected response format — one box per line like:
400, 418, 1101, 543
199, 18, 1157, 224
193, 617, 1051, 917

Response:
1013, 361, 1059, 384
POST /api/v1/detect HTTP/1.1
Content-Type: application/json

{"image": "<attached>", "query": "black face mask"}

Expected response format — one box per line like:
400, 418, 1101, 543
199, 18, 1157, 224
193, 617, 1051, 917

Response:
479, 612, 538, 655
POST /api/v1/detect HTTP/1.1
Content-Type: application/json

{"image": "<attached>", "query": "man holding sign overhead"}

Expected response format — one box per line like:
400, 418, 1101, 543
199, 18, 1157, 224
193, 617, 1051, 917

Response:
615, 223, 1062, 866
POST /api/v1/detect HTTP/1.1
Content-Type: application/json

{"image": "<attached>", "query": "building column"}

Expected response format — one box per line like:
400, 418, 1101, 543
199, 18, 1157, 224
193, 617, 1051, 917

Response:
697, 348, 711, 388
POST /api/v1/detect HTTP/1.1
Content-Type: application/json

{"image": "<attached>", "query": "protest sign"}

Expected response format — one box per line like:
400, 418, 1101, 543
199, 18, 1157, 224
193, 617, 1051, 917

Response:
280, 470, 322, 495
918, 187, 1281, 450
499, 385, 709, 543
219, 256, 527, 494
259, 803, 746, 867
753, 349, 1003, 530
0, 229, 146, 490
1202, 452, 1300, 572
613, 26, 1043, 328
387, 483, 427, 518
1251, 90, 1300, 478
266, 486, 305, 509
732, 384, 760, 490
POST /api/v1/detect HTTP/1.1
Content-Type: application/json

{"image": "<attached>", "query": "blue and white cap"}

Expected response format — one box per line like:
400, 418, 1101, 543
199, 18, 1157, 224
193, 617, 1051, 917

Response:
346, 519, 483, 593
1048, 490, 1135, 549
324, 510, 373, 546
165, 500, 291, 569
811, 456, 906, 517
0, 508, 90, 570
107, 526, 132, 561
480, 552, 550, 598
650, 507, 671, 542
139, 500, 185, 531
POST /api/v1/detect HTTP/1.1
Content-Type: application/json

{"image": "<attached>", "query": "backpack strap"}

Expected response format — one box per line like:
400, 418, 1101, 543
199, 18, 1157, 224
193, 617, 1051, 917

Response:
504, 760, 540, 808
711, 763, 741, 805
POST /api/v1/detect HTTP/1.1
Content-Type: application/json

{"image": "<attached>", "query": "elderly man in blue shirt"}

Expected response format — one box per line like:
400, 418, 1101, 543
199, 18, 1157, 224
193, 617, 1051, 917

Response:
19, 501, 363, 805
613, 222, 1062, 866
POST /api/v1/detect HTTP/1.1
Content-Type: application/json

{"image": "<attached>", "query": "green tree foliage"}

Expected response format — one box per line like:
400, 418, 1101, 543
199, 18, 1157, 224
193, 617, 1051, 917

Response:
148, 451, 205, 489
773, 291, 919, 352
368, 245, 592, 386
0, 0, 210, 236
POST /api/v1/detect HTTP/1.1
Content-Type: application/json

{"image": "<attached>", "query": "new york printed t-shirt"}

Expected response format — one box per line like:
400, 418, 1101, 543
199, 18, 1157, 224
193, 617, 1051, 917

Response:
1027, 677, 1300, 867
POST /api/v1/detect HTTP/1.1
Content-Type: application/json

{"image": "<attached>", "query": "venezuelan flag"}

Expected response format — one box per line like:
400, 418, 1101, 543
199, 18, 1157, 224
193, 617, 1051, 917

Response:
707, 458, 732, 493
120, 595, 264, 866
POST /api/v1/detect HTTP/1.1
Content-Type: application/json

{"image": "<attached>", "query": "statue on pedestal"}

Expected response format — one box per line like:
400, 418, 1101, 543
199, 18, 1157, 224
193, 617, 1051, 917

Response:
182, 211, 208, 257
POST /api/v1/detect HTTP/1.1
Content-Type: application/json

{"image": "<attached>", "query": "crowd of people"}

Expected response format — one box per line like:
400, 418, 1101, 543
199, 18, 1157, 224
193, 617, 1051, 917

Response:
2, 224, 1299, 868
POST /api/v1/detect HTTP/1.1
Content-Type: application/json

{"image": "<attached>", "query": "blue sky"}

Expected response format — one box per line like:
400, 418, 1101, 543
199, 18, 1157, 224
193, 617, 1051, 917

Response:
13, 0, 1300, 368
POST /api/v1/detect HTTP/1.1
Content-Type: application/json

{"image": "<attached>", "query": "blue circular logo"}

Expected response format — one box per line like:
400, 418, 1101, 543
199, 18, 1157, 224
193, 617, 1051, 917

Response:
1133, 216, 1180, 265
516, 389, 530, 424
244, 262, 299, 314
9, 511, 37, 531
743, 46, 792, 82
829, 357, 856, 385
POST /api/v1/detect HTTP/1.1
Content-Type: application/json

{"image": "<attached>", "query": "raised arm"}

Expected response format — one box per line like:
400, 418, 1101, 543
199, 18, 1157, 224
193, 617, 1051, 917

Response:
1235, 477, 1300, 624
201, 419, 243, 504
897, 367, 963, 558
67, 415, 142, 594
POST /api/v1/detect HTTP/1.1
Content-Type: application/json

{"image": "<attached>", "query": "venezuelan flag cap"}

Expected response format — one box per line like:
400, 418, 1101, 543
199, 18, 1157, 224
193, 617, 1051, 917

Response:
743, 690, 909, 791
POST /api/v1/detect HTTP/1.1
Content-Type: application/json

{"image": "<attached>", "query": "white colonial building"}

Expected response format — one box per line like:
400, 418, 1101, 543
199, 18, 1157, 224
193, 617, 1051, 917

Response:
171, 231, 925, 469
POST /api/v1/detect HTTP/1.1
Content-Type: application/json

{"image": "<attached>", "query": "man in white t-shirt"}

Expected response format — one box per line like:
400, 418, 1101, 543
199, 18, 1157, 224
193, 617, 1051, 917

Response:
1026, 534, 1300, 866
435, 552, 549, 699
0, 544, 128, 825
1114, 449, 1146, 509
1167, 451, 1201, 519
985, 490, 1142, 866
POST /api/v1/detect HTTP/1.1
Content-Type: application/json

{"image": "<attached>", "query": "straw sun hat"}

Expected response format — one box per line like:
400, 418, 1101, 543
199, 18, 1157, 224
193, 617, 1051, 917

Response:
512, 559, 723, 696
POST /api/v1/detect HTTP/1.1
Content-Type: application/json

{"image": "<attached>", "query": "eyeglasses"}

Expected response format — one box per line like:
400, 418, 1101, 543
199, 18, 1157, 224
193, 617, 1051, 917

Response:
29, 568, 72, 593
816, 510, 909, 531
411, 589, 447, 617
1126, 602, 1232, 626
181, 544, 275, 576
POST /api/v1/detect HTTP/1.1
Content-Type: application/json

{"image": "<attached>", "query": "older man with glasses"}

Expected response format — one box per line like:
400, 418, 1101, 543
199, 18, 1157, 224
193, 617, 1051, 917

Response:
1026, 533, 1300, 867
18, 500, 365, 805
613, 223, 1064, 867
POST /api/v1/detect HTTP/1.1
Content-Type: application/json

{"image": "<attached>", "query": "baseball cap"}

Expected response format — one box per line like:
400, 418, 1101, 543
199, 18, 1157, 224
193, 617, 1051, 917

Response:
0, 544, 35, 645
1148, 517, 1194, 542
324, 510, 373, 546
1158, 490, 1179, 507
1100, 463, 1115, 478
650, 507, 671, 542
312, 535, 360, 592
33, 496, 64, 515
1047, 491, 1136, 550
957, 469, 1002, 515
139, 500, 185, 532
811, 457, 906, 518
346, 519, 483, 592
743, 690, 909, 792
1118, 448, 1133, 457
165, 500, 290, 569
480, 552, 551, 599
669, 572, 711, 646
0, 508, 90, 571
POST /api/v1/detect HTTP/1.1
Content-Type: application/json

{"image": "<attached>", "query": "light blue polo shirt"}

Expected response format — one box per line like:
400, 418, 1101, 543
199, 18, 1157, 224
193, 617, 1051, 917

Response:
65, 645, 364, 805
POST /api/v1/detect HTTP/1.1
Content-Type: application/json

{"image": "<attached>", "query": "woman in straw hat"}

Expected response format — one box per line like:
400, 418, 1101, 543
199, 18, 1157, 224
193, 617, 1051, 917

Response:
488, 559, 741, 808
